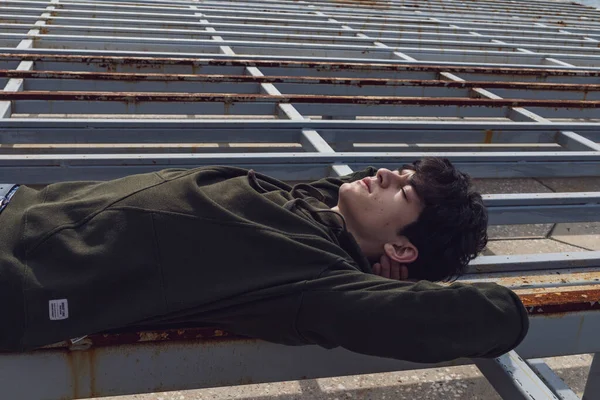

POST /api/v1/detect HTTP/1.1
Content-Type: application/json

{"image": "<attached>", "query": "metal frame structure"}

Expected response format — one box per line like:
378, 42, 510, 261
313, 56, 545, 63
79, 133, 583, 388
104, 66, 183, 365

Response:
1, 0, 600, 398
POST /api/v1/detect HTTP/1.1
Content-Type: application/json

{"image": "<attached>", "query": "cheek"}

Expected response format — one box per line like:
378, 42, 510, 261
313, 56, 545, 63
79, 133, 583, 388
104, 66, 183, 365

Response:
368, 194, 391, 225
400, 206, 421, 229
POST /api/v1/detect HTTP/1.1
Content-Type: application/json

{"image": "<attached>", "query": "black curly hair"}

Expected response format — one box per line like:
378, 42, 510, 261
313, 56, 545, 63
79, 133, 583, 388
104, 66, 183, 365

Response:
399, 157, 488, 282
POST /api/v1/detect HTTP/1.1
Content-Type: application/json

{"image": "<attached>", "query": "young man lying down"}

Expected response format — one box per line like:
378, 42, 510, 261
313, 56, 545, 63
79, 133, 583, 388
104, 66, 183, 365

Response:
0, 157, 528, 361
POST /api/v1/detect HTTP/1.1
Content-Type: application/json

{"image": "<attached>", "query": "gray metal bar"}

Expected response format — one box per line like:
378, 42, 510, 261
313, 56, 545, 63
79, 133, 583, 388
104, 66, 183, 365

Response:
460, 267, 600, 291
4, 32, 600, 68
10, 15, 600, 43
475, 351, 559, 400
528, 359, 581, 400
487, 205, 600, 225
558, 131, 600, 151
583, 353, 600, 400
485, 192, 600, 206
16, 23, 600, 49
0, 124, 570, 145
9, 31, 600, 61
5, 152, 600, 182
468, 252, 600, 274
2, 151, 600, 164
0, 120, 598, 131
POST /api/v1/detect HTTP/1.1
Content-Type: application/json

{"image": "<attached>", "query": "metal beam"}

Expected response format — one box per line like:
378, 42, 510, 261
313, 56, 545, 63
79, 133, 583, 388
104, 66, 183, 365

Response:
0, 119, 597, 131
0, 310, 597, 400
2, 91, 600, 108
3, 49, 600, 71
5, 152, 600, 182
528, 359, 580, 400
4, 70, 600, 91
557, 131, 600, 152
475, 351, 559, 400
468, 251, 600, 274
583, 353, 600, 400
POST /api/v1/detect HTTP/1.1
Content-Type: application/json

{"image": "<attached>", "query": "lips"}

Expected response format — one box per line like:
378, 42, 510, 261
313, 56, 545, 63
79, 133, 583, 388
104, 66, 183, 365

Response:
361, 178, 371, 193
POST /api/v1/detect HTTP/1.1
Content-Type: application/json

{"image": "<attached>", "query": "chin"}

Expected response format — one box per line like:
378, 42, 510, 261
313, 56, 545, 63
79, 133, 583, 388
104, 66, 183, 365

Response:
338, 183, 353, 198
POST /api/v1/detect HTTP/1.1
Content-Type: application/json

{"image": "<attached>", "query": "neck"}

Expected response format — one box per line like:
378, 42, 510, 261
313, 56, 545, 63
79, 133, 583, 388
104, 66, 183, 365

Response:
331, 206, 381, 261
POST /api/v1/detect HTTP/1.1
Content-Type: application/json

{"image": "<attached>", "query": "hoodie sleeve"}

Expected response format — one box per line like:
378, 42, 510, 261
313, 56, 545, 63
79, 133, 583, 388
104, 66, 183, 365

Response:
296, 266, 529, 363
306, 167, 377, 207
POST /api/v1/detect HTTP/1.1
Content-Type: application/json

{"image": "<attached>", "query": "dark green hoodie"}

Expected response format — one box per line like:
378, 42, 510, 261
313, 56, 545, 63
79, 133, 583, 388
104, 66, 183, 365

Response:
0, 166, 528, 362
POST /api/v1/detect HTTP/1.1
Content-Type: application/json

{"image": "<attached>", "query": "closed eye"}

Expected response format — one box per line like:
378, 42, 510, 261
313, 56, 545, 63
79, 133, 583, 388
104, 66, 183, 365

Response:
401, 187, 408, 201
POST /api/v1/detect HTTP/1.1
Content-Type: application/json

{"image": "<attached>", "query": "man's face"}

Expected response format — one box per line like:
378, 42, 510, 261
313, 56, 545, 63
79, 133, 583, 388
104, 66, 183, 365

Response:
337, 168, 424, 245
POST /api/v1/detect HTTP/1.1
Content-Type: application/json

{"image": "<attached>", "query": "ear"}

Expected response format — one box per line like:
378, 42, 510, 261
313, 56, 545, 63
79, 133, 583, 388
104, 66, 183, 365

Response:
383, 237, 418, 264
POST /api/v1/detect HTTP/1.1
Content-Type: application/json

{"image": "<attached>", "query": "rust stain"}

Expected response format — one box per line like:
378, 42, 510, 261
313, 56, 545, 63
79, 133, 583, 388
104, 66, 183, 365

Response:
2, 91, 599, 108
492, 271, 600, 289
89, 349, 97, 398
520, 288, 600, 315
36, 327, 245, 351
66, 351, 78, 399
61, 347, 99, 398
484, 130, 493, 144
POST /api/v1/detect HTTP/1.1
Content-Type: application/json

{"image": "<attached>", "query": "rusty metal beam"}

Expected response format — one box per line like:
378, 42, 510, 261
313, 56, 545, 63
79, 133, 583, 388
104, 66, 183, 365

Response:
2, 309, 597, 400
1, 53, 600, 77
3, 69, 600, 91
3, 91, 600, 108
521, 289, 600, 315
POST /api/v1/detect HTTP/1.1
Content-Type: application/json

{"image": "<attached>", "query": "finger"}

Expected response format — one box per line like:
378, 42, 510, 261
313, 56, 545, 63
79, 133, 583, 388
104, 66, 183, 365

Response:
373, 263, 381, 276
400, 266, 409, 280
380, 253, 390, 269
391, 265, 400, 280
381, 258, 391, 279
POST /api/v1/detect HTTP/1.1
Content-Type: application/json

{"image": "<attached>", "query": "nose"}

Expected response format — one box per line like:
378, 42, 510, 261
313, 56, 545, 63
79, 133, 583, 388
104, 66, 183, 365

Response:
376, 168, 405, 189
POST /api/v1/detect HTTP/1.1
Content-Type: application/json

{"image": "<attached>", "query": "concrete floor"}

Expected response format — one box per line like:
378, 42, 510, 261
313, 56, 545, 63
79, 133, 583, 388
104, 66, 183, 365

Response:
88, 177, 600, 400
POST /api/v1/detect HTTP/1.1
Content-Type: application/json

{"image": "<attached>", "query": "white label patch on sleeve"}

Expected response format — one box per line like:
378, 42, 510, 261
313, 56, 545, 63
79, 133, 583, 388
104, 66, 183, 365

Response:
49, 299, 69, 320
